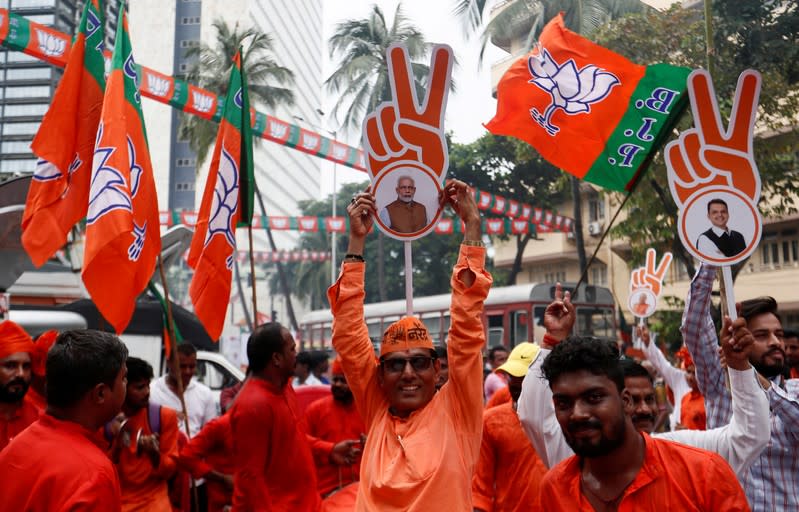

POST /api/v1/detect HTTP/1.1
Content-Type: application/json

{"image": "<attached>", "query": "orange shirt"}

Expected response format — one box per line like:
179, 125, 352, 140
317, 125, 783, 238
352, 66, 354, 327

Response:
180, 414, 234, 512
680, 389, 707, 430
305, 395, 366, 496
114, 405, 179, 511
0, 396, 39, 452
229, 378, 320, 512
0, 413, 121, 511
328, 245, 492, 512
472, 402, 548, 512
538, 433, 750, 511
486, 385, 511, 409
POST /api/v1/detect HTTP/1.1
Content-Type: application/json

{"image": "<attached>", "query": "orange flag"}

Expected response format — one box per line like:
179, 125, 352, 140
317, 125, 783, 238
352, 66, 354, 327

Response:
21, 0, 106, 267
187, 51, 254, 341
81, 7, 161, 334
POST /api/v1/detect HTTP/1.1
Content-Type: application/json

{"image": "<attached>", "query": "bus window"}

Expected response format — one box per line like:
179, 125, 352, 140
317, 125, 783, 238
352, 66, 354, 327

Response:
510, 309, 529, 347
487, 313, 504, 347
421, 314, 442, 344
441, 315, 451, 342
575, 307, 615, 338
323, 326, 332, 347
367, 320, 382, 340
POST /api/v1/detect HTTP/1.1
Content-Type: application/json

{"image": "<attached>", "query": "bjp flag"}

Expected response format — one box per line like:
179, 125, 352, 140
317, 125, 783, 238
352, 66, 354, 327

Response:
82, 6, 161, 334
21, 0, 106, 267
187, 50, 254, 340
486, 14, 691, 192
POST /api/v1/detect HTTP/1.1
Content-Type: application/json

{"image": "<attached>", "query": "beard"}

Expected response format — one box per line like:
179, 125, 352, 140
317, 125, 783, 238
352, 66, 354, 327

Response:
631, 413, 656, 433
332, 388, 353, 404
0, 378, 30, 403
753, 348, 786, 378
399, 196, 413, 203
564, 413, 627, 458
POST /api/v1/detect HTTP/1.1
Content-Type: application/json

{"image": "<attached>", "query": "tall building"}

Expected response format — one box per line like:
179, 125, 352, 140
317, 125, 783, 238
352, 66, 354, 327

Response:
0, 0, 119, 181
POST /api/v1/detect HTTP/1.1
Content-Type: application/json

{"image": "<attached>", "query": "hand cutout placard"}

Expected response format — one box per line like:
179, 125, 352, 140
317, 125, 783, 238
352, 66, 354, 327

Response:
628, 248, 672, 319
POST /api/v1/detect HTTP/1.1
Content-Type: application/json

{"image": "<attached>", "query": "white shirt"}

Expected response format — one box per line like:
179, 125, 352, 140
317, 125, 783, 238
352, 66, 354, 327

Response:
696, 226, 729, 258
292, 373, 323, 387
150, 375, 217, 438
517, 347, 770, 480
642, 334, 691, 430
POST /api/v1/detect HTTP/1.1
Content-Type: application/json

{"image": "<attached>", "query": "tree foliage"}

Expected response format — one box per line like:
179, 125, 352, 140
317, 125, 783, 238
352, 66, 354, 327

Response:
594, 4, 799, 273
179, 19, 295, 166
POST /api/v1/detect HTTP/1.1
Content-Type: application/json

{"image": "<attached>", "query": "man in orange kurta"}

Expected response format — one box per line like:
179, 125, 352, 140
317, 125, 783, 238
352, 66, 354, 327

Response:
0, 330, 128, 511
0, 321, 39, 452
329, 181, 492, 511
537, 335, 749, 511
473, 342, 547, 512
305, 357, 366, 498
109, 357, 179, 511
179, 414, 235, 512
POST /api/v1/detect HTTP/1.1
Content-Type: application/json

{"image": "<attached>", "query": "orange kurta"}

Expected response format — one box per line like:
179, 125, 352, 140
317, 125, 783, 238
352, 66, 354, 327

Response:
180, 414, 234, 512
0, 396, 39, 452
305, 395, 366, 497
328, 244, 492, 512
538, 433, 750, 511
486, 385, 511, 409
0, 414, 121, 511
115, 405, 179, 511
472, 403, 548, 512
680, 389, 707, 430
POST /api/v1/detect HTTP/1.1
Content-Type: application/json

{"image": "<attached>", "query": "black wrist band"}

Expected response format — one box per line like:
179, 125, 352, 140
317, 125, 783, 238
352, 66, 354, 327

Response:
344, 253, 364, 262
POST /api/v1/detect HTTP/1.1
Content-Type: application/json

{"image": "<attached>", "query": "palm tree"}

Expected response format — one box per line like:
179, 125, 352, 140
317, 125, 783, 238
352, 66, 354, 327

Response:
179, 19, 295, 166
325, 3, 446, 299
325, 3, 433, 138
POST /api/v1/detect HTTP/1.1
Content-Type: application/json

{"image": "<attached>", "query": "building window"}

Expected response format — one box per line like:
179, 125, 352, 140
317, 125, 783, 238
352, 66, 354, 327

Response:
174, 182, 195, 191
2, 103, 49, 117
24, 14, 55, 25
4, 85, 51, 99
7, 0, 55, 7
0, 158, 37, 172
5, 52, 39, 63
2, 122, 40, 136
1, 141, 33, 153
591, 264, 608, 286
180, 16, 200, 25
4, 67, 52, 80
179, 40, 200, 48
178, 63, 189, 73
760, 230, 799, 270
588, 194, 605, 223
175, 158, 196, 167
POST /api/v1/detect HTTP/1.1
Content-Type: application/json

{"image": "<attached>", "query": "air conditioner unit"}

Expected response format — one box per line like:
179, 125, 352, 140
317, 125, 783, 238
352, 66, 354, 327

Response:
566, 231, 575, 240
587, 221, 603, 236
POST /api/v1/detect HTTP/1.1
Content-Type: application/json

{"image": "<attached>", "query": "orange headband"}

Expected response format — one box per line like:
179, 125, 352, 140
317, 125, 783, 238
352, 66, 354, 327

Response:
0, 321, 34, 360
380, 316, 433, 356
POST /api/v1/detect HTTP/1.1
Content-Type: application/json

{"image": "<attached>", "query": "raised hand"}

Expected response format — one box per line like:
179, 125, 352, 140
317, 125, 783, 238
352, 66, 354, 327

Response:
440, 179, 480, 225
347, 188, 376, 239
720, 309, 754, 371
635, 325, 652, 347
543, 282, 575, 344
362, 44, 453, 179
666, 69, 761, 206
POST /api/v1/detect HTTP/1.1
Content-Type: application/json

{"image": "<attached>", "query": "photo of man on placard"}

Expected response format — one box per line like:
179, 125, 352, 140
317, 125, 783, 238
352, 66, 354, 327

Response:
378, 175, 430, 233
696, 198, 747, 258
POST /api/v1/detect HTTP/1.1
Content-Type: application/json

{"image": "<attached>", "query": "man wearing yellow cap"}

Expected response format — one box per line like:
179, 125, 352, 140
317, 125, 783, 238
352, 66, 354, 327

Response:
328, 179, 492, 511
0, 320, 39, 452
473, 342, 548, 512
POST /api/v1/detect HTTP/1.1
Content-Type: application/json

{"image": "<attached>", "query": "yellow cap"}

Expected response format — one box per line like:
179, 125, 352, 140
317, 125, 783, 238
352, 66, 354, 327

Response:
495, 342, 540, 377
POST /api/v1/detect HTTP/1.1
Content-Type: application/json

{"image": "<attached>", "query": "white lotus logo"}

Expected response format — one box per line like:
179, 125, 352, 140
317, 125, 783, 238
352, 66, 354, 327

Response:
327, 218, 344, 231
301, 133, 319, 150
332, 144, 348, 160
192, 91, 214, 113
271, 217, 288, 229
513, 220, 528, 232
488, 220, 503, 232
35, 29, 66, 57
146, 73, 170, 98
269, 121, 288, 139
299, 218, 317, 230
528, 48, 620, 136
494, 197, 506, 210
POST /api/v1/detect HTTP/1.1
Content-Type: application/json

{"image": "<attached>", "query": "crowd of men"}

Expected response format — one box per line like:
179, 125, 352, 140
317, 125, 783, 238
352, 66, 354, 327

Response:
0, 179, 797, 511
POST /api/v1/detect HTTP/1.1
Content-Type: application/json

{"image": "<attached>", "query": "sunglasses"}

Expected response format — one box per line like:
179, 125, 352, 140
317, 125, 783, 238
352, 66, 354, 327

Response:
380, 356, 436, 374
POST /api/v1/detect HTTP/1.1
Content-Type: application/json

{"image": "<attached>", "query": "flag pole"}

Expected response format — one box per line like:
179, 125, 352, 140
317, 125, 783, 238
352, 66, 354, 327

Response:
156, 255, 192, 436
248, 225, 258, 327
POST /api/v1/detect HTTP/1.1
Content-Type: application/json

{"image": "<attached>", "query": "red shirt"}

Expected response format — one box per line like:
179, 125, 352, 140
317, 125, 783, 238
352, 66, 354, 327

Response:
180, 414, 234, 512
472, 403, 548, 512
114, 405, 179, 511
0, 414, 121, 512
538, 433, 750, 511
0, 396, 39, 452
305, 395, 366, 496
680, 389, 707, 430
229, 378, 320, 512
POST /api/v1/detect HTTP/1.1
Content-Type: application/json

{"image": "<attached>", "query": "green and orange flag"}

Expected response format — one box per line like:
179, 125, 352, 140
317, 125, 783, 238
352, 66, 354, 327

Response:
187, 50, 254, 340
486, 14, 691, 192
82, 5, 161, 334
21, 0, 106, 267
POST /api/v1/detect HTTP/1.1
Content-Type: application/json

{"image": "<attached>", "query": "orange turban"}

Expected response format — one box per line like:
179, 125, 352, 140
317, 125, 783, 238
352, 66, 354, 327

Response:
380, 316, 433, 357
331, 356, 344, 376
31, 330, 59, 376
0, 321, 34, 360
676, 346, 694, 369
